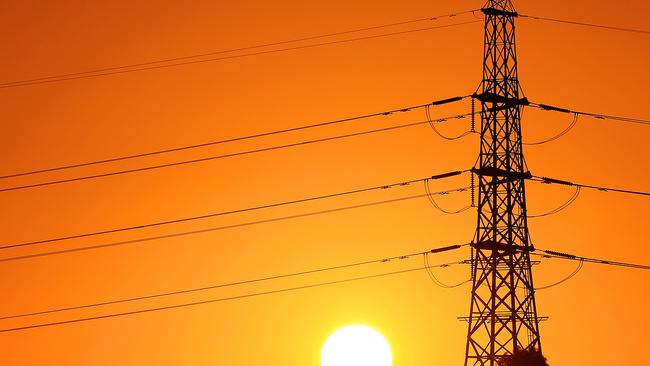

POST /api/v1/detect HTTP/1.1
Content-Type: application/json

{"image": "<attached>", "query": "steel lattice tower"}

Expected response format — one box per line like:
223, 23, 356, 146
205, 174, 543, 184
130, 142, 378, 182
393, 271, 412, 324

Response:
463, 1, 542, 365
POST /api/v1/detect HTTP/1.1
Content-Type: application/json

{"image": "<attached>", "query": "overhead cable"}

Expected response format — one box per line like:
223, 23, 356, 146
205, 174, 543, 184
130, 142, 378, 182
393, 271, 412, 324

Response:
531, 176, 650, 197
1, 95, 469, 180
523, 113, 578, 145
0, 188, 470, 262
1, 112, 473, 193
528, 102, 650, 126
423, 252, 470, 288
0, 171, 468, 251
519, 14, 650, 36
0, 10, 479, 88
424, 178, 473, 215
527, 186, 581, 218
425, 104, 476, 140
1, 18, 481, 89
0, 244, 467, 320
0, 261, 466, 333
534, 259, 584, 290
533, 248, 650, 270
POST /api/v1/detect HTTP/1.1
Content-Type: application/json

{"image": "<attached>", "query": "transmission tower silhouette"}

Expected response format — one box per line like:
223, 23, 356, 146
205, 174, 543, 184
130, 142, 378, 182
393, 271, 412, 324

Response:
463, 1, 542, 365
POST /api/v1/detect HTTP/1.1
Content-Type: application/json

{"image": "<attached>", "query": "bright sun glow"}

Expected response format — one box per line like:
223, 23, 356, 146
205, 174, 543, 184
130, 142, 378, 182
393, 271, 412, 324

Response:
321, 325, 392, 366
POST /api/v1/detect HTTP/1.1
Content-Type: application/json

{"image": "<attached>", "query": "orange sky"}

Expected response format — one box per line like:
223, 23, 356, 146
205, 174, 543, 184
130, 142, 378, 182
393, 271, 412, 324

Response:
1, 1, 649, 365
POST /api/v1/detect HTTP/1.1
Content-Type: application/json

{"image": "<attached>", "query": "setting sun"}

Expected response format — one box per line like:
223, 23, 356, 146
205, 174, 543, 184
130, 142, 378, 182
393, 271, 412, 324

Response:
321, 325, 392, 366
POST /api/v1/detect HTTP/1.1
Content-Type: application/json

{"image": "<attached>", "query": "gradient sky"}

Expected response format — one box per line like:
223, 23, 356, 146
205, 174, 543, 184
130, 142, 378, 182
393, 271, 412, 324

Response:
1, 1, 649, 365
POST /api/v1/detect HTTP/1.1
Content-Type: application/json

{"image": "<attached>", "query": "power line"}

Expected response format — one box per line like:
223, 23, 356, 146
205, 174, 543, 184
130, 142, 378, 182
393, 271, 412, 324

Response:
0, 171, 467, 251
0, 10, 479, 88
528, 102, 650, 126
0, 113, 476, 193
424, 252, 470, 288
531, 176, 650, 197
519, 14, 650, 36
424, 179, 473, 214
0, 261, 466, 333
0, 188, 470, 262
523, 112, 578, 145
1, 19, 481, 89
527, 186, 581, 218
0, 244, 467, 320
534, 259, 583, 290
425, 104, 476, 140
533, 248, 650, 270
1, 96, 468, 180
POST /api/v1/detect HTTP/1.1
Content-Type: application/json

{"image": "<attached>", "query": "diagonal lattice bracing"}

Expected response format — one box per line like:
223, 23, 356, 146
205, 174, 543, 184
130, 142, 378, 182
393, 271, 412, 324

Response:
463, 1, 542, 365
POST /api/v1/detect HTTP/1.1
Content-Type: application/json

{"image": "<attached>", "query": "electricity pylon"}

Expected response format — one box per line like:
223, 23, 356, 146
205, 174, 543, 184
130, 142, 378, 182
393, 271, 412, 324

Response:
463, 1, 542, 365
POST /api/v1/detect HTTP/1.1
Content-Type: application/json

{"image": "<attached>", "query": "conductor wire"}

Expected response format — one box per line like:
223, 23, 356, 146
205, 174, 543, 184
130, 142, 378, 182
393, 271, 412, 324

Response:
523, 113, 578, 146
425, 105, 475, 140
535, 259, 584, 290
423, 252, 470, 288
424, 179, 472, 214
527, 186, 581, 218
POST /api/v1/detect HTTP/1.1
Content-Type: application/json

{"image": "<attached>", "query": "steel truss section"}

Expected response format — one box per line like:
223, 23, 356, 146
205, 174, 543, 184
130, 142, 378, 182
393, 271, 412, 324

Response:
463, 1, 542, 365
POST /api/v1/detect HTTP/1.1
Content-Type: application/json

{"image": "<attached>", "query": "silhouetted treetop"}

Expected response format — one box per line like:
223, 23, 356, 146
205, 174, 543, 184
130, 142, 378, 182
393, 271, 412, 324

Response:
501, 348, 549, 366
